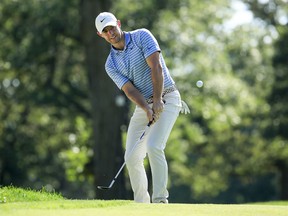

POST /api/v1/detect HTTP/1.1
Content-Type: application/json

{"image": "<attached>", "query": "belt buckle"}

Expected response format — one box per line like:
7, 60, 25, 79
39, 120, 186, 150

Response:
146, 85, 177, 104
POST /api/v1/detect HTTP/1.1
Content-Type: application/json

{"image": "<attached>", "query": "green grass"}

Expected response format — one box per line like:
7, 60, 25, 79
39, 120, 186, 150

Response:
0, 186, 63, 203
1, 186, 288, 216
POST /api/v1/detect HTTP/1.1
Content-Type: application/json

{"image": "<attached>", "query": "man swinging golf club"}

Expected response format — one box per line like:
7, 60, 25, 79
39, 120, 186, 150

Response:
95, 12, 189, 203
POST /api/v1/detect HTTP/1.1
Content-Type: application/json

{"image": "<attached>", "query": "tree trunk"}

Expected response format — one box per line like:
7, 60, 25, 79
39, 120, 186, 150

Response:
80, 0, 128, 199
278, 162, 288, 200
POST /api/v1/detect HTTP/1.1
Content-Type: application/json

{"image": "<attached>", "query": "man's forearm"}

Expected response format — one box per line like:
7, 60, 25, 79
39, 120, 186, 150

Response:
151, 64, 164, 102
127, 88, 150, 111
122, 81, 151, 112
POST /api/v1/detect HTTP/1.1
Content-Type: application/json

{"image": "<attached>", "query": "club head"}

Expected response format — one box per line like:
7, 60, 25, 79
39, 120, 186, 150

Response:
97, 186, 111, 190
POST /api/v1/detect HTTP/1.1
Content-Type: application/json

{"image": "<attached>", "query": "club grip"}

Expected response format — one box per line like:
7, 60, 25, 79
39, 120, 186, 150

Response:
147, 100, 166, 127
147, 120, 153, 127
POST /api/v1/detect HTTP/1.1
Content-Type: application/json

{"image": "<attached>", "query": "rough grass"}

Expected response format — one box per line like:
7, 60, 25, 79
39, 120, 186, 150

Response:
1, 186, 288, 216
0, 186, 63, 203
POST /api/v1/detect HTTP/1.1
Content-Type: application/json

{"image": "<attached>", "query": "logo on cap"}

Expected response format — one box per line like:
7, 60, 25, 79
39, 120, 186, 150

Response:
100, 18, 105, 23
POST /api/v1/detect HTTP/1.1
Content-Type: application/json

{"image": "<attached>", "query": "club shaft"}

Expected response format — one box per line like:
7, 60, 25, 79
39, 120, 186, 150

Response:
107, 162, 126, 188
98, 121, 152, 190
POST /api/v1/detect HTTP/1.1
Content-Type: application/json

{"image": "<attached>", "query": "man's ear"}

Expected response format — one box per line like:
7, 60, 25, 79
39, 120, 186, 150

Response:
117, 20, 121, 28
97, 31, 102, 37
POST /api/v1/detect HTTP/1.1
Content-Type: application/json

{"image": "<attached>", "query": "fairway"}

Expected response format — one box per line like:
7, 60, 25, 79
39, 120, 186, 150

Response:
1, 187, 287, 216
1, 200, 288, 216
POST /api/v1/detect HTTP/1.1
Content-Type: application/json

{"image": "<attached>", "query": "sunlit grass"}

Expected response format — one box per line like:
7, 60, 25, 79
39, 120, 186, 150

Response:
0, 186, 287, 216
0, 186, 63, 203
251, 200, 288, 206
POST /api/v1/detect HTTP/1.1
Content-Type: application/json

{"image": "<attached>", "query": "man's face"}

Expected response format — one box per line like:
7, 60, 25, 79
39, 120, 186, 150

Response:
97, 21, 122, 46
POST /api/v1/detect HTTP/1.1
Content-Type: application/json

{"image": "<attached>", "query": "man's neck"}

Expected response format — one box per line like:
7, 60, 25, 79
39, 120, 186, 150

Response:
112, 31, 125, 50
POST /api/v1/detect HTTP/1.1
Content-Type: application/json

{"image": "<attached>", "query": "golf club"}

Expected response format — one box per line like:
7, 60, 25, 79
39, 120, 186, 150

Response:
97, 120, 153, 190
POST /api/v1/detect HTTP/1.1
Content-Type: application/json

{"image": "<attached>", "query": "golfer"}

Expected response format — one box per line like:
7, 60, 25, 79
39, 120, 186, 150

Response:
95, 12, 189, 203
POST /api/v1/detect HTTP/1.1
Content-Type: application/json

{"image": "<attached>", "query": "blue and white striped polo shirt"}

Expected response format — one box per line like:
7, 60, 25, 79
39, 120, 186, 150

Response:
105, 28, 175, 99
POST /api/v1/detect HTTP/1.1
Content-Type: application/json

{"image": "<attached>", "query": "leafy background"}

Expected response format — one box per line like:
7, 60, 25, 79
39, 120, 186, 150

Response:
0, 0, 287, 203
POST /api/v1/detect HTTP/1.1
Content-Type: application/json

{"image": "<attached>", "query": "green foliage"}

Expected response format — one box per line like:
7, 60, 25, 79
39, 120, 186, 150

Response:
242, 0, 288, 200
59, 117, 92, 183
0, 0, 92, 198
1, 0, 288, 203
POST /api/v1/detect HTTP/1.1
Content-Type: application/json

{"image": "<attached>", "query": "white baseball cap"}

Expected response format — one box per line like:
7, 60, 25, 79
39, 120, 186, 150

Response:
95, 12, 117, 33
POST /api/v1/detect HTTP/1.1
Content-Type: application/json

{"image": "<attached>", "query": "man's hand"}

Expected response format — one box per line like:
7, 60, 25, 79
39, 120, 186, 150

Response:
145, 107, 154, 123
152, 99, 164, 122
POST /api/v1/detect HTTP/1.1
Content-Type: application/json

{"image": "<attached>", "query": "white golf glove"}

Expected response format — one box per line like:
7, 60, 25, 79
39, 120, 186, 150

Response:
180, 100, 190, 114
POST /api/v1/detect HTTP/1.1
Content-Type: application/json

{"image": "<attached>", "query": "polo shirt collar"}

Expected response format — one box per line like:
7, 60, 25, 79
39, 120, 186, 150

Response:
111, 32, 131, 53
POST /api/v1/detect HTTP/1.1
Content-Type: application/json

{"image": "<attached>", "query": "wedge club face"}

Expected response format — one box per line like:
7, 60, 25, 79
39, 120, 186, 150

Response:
97, 186, 111, 190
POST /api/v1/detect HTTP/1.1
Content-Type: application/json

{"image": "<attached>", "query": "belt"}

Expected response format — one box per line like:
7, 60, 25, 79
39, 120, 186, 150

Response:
146, 84, 178, 104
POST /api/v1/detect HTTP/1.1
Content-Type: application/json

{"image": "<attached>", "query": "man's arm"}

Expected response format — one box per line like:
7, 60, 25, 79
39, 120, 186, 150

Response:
146, 51, 164, 118
122, 81, 154, 122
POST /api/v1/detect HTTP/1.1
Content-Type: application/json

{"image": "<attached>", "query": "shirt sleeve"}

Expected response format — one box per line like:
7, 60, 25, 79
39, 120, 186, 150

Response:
105, 57, 129, 90
138, 29, 161, 59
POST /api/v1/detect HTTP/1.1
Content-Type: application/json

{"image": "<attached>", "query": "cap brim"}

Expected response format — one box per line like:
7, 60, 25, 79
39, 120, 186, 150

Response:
99, 21, 117, 33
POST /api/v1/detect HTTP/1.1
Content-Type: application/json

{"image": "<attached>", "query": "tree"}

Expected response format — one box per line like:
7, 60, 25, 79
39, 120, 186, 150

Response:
94, 0, 286, 203
268, 26, 288, 200
79, 0, 128, 199
113, 0, 285, 203
0, 0, 128, 200
0, 0, 91, 196
1, 0, 287, 203
243, 0, 288, 200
